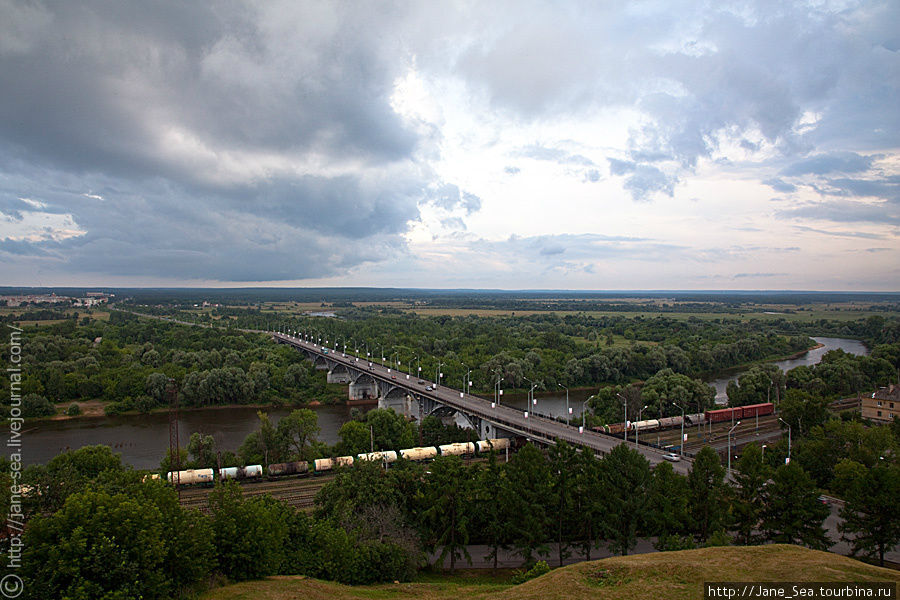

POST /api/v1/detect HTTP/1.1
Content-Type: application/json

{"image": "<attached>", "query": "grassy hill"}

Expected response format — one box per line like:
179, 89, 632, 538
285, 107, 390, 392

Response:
200, 545, 899, 600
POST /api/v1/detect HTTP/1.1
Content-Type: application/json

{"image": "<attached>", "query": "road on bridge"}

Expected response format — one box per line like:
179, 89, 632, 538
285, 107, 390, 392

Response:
274, 332, 694, 475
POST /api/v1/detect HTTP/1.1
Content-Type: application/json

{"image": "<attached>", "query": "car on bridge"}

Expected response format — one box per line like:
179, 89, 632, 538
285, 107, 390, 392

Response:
663, 452, 681, 462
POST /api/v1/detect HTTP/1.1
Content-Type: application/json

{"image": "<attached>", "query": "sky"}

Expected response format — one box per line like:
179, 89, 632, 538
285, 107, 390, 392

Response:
0, 1, 898, 291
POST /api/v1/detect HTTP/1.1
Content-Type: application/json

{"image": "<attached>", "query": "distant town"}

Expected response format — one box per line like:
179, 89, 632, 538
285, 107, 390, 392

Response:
0, 291, 112, 307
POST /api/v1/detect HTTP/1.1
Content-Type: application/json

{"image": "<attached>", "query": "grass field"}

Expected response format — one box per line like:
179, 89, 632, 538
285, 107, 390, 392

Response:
199, 545, 898, 600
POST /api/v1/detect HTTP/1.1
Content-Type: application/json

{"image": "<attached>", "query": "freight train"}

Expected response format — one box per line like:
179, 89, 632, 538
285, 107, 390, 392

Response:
166, 437, 511, 486
593, 403, 774, 435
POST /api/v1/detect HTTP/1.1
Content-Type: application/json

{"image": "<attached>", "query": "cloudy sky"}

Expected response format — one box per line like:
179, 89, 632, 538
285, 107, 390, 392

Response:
1, 1, 898, 290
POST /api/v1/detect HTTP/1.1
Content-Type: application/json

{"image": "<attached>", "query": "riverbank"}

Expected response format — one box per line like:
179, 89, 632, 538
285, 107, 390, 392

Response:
40, 399, 346, 425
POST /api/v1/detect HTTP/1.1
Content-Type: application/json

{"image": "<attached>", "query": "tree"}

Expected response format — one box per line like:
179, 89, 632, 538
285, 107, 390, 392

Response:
688, 446, 728, 543
22, 393, 55, 418
548, 440, 579, 566
839, 463, 900, 567
778, 389, 828, 437
471, 451, 511, 570
730, 443, 769, 545
209, 481, 290, 581
277, 408, 320, 461
726, 365, 784, 408
365, 408, 417, 450
502, 443, 552, 565
647, 461, 691, 550
23, 481, 214, 600
572, 449, 603, 560
145, 372, 169, 404
600, 443, 651, 555
761, 462, 831, 550
421, 456, 472, 570
188, 433, 218, 469
640, 369, 716, 417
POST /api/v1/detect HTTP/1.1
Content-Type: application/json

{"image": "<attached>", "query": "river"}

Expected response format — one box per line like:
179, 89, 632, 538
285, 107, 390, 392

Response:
21, 337, 867, 469
22, 404, 354, 470
706, 336, 869, 404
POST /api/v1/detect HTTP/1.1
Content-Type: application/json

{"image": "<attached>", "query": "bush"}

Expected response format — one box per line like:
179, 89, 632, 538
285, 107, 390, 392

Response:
22, 393, 55, 418
511, 560, 551, 584
66, 403, 81, 416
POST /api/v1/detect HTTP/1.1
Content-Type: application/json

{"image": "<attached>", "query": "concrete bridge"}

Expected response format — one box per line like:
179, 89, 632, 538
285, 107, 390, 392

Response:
273, 332, 693, 474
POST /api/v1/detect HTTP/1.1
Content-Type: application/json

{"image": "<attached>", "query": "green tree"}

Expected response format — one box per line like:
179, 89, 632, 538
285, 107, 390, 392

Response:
647, 461, 692, 550
779, 389, 829, 437
277, 408, 320, 461
572, 449, 604, 560
421, 455, 472, 570
839, 463, 900, 566
502, 443, 552, 566
688, 446, 728, 543
188, 432, 218, 469
548, 440, 579, 566
365, 408, 417, 450
726, 365, 784, 408
600, 444, 651, 555
761, 462, 831, 550
22, 393, 55, 418
23, 481, 214, 600
209, 481, 290, 581
471, 451, 511, 570
337, 420, 372, 456
730, 443, 769, 545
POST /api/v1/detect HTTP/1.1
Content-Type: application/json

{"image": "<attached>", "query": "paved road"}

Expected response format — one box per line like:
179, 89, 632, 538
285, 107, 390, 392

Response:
274, 332, 693, 475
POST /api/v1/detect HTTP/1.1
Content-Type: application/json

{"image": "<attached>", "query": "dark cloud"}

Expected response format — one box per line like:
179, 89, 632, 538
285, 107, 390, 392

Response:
0, 1, 442, 281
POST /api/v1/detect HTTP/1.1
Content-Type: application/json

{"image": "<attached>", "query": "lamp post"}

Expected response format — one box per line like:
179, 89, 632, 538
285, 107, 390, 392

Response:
778, 417, 792, 464
582, 398, 591, 433
494, 374, 503, 407
636, 404, 648, 447
673, 401, 685, 456
728, 421, 741, 474
617, 393, 628, 444
558, 384, 570, 423
436, 361, 444, 388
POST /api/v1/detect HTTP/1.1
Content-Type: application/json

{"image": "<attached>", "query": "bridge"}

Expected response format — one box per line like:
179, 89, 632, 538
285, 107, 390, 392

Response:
274, 332, 693, 474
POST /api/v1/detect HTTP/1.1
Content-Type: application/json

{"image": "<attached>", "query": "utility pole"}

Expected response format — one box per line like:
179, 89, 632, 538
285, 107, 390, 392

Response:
166, 378, 181, 499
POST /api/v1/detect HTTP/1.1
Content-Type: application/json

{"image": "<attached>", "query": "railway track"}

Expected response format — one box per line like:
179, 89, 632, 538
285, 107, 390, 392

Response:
178, 475, 333, 512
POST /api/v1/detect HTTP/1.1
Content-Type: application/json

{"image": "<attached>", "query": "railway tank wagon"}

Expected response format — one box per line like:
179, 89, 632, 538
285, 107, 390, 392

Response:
476, 438, 511, 453
267, 460, 310, 477
218, 465, 263, 481
357, 450, 399, 464
438, 442, 476, 457
166, 468, 214, 486
400, 446, 439, 461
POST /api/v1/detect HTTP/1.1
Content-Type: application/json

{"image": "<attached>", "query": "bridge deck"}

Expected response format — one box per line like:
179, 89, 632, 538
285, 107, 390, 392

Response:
274, 333, 693, 474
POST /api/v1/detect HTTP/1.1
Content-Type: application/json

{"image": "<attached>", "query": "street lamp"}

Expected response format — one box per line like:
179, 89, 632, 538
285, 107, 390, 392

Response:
728, 421, 741, 474
436, 361, 444, 387
582, 398, 591, 434
636, 405, 648, 447
672, 401, 685, 456
558, 383, 570, 423
778, 417, 792, 464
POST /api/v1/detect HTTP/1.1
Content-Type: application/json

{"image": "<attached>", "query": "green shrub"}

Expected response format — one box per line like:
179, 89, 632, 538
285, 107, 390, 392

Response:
511, 560, 551, 584
66, 403, 81, 416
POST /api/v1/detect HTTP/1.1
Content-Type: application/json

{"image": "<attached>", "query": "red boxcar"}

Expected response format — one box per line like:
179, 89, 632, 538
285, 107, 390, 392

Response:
741, 403, 774, 418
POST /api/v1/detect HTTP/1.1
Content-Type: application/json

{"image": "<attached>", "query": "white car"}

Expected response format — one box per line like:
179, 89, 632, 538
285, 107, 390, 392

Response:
663, 452, 681, 462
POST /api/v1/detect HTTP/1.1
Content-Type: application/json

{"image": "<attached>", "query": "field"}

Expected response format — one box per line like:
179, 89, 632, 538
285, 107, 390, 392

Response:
199, 545, 898, 600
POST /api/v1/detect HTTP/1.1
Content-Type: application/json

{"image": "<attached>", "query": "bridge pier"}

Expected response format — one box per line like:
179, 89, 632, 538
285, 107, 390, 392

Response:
349, 378, 377, 401
327, 367, 352, 384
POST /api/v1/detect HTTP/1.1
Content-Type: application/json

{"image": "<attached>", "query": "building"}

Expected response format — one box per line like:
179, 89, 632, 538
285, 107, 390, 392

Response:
862, 385, 899, 423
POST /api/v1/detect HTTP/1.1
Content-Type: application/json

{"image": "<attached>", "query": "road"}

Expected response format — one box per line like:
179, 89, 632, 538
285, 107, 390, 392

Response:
274, 332, 694, 475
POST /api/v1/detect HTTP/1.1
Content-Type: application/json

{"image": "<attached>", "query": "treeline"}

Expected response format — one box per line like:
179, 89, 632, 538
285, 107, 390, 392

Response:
0, 312, 342, 418
8, 432, 898, 599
